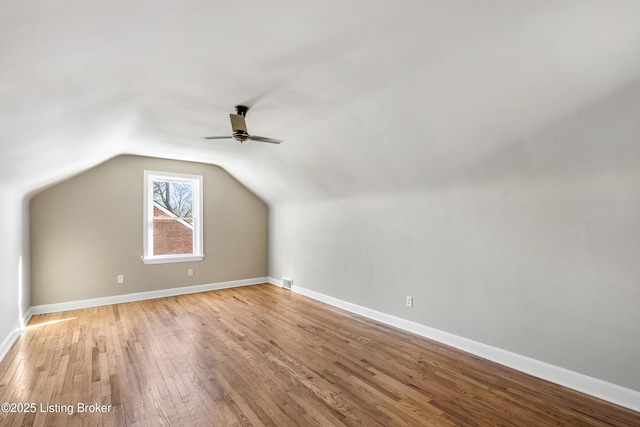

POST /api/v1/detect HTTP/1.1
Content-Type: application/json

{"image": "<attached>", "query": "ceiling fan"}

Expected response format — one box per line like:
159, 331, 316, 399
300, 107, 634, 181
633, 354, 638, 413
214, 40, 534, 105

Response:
204, 105, 283, 144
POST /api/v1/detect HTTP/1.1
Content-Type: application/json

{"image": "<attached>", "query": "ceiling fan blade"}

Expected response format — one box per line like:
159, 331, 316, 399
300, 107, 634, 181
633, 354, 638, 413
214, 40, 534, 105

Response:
203, 136, 233, 139
229, 114, 248, 132
250, 135, 283, 144
240, 84, 280, 108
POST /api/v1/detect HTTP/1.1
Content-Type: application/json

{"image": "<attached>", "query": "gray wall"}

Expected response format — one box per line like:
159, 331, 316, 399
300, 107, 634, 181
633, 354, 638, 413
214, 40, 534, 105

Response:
0, 189, 29, 356
31, 155, 268, 305
269, 82, 640, 392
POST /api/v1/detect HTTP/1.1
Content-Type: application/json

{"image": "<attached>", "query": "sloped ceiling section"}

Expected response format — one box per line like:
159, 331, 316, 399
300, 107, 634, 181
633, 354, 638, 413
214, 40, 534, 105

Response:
1, 1, 640, 202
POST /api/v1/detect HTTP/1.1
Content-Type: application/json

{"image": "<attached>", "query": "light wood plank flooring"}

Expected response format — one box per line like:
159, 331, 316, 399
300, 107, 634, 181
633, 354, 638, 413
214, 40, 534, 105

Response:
0, 284, 638, 426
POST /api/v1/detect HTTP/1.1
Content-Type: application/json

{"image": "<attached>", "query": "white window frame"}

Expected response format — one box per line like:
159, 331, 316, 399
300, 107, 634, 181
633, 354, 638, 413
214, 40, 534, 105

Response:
143, 170, 204, 265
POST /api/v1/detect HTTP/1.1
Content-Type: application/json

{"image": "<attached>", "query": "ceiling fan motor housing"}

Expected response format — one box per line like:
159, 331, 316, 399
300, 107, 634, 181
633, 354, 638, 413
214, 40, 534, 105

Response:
232, 130, 250, 142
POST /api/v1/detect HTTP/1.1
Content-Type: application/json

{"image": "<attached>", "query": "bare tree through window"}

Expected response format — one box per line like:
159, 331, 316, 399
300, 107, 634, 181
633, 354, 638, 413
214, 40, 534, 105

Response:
153, 181, 193, 224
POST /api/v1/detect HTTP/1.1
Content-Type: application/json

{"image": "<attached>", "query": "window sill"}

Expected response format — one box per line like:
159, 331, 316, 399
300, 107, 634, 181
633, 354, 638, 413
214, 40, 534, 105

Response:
143, 254, 204, 265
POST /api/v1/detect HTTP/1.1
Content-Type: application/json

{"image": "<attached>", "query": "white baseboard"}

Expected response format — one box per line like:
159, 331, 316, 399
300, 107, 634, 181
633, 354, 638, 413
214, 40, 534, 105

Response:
275, 280, 640, 412
0, 322, 22, 363
30, 277, 269, 315
9, 277, 640, 412
2, 278, 266, 363
0, 309, 32, 362
268, 277, 283, 287
22, 308, 33, 329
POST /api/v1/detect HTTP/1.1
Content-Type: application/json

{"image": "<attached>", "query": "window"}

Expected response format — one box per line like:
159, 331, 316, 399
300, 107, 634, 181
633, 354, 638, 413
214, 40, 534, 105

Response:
143, 171, 203, 264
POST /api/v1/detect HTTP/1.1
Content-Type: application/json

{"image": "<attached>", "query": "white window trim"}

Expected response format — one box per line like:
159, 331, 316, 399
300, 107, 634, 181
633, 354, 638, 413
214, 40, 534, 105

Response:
143, 170, 204, 265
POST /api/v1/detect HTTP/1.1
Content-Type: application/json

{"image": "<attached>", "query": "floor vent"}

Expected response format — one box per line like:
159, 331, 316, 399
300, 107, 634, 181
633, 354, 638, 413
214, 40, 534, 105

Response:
282, 277, 293, 290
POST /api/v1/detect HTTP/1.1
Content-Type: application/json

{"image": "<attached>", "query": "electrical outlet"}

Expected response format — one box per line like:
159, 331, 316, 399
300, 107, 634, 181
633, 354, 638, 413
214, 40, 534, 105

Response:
188, 268, 193, 277
406, 296, 413, 307
117, 275, 124, 284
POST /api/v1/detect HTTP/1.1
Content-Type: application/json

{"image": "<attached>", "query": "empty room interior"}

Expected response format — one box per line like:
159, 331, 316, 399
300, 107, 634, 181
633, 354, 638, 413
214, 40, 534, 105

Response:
1, 1, 640, 425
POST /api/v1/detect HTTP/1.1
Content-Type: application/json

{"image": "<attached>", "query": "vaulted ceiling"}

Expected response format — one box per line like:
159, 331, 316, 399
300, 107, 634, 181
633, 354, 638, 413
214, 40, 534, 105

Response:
2, 1, 640, 204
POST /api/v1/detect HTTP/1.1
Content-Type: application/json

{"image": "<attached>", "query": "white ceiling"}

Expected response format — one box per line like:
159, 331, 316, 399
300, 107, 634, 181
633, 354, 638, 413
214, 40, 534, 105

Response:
2, 1, 640, 204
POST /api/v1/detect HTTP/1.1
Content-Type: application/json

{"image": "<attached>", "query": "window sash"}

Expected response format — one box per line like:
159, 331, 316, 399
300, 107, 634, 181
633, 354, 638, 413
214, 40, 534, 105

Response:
143, 170, 203, 264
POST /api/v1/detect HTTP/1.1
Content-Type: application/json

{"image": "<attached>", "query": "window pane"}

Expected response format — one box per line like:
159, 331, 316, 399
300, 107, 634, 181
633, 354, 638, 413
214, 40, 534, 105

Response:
152, 180, 193, 218
144, 170, 202, 264
151, 181, 195, 255
153, 218, 194, 255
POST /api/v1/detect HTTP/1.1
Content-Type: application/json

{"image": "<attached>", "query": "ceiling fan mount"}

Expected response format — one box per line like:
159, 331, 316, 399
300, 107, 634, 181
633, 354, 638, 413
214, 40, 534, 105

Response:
234, 105, 249, 117
204, 105, 282, 144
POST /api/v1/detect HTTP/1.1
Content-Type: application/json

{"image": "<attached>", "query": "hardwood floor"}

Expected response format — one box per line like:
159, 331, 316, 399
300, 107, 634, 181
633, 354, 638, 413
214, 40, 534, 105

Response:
1, 284, 638, 426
